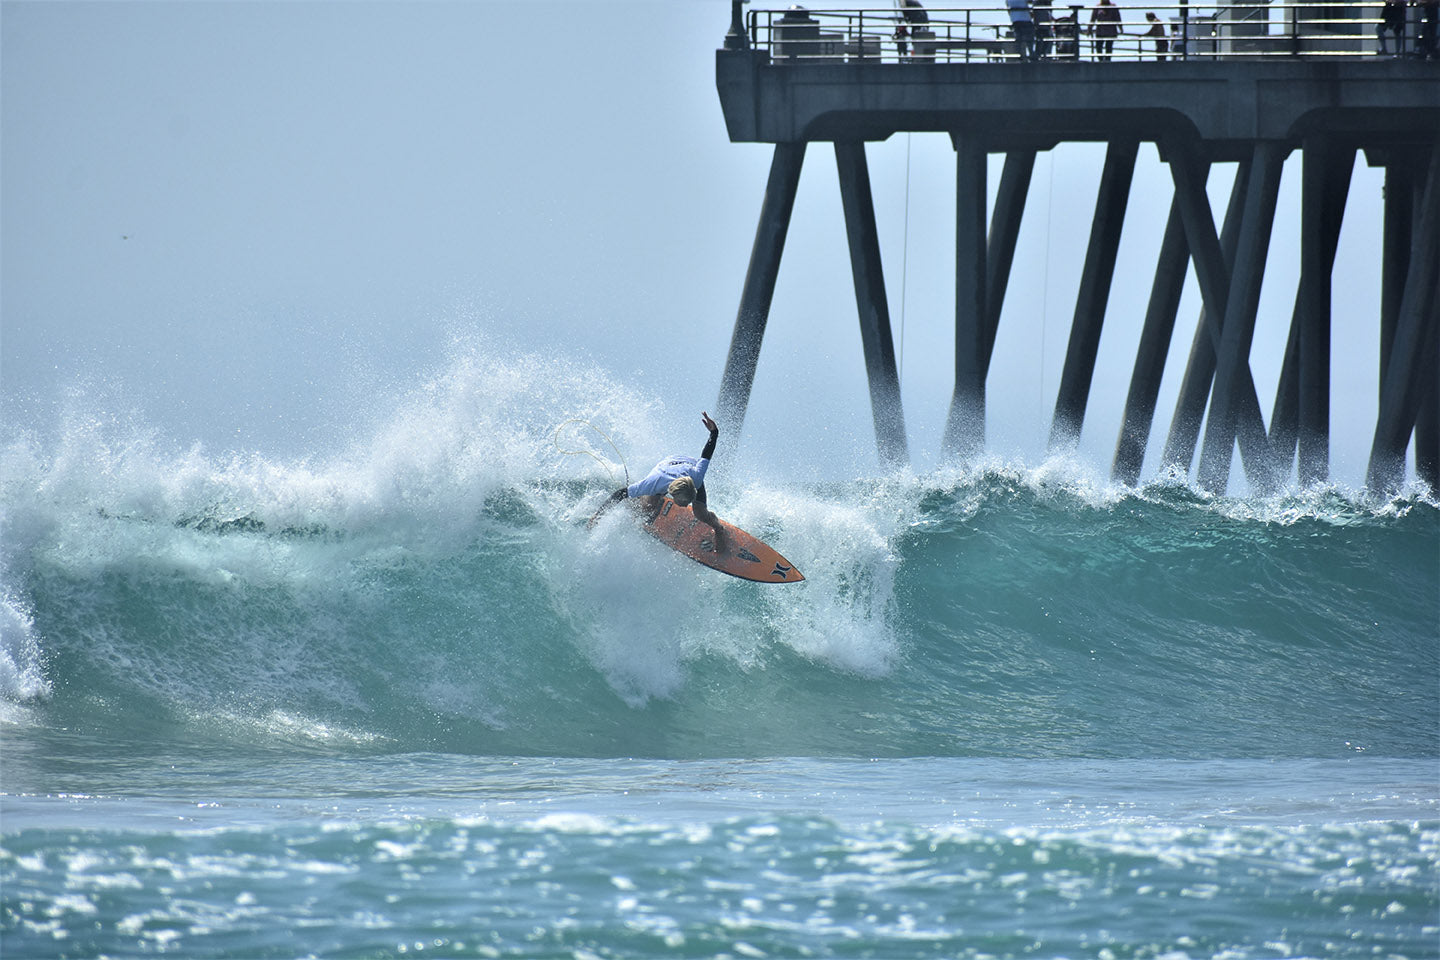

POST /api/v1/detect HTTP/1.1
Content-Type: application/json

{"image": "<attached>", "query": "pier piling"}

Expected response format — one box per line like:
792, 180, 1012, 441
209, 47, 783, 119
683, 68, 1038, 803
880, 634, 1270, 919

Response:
715, 4, 1440, 492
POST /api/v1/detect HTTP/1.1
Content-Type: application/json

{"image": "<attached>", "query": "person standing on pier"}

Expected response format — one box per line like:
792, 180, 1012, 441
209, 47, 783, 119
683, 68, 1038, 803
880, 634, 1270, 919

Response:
1142, 11, 1169, 59
1008, 0, 1040, 60
1090, 0, 1122, 60
1033, 0, 1055, 57
1054, 8, 1081, 55
1417, 0, 1439, 60
1378, 0, 1406, 54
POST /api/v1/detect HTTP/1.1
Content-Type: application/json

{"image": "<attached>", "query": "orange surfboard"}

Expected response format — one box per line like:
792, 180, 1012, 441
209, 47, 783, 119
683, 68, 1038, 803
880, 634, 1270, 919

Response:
643, 497, 804, 583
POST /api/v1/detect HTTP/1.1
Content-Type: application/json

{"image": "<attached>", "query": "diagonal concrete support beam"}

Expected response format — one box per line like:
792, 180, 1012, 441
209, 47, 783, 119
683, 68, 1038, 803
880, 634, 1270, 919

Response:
1198, 140, 1286, 494
1368, 143, 1440, 493
1163, 141, 1278, 492
836, 141, 910, 468
983, 149, 1037, 372
1161, 156, 1248, 474
1050, 139, 1138, 450
1113, 194, 1188, 485
717, 142, 806, 439
1416, 312, 1440, 492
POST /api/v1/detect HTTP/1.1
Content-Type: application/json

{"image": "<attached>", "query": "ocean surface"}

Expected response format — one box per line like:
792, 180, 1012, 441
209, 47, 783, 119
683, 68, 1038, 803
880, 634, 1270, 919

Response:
2, 355, 1437, 959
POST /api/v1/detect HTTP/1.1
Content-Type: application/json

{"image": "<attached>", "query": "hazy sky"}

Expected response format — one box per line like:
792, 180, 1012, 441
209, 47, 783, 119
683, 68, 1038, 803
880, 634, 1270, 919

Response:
1, 0, 1396, 487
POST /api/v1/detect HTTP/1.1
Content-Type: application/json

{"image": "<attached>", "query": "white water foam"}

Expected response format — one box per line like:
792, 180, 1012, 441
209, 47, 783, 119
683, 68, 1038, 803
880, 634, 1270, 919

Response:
0, 348, 665, 722
0, 590, 51, 711
548, 475, 909, 707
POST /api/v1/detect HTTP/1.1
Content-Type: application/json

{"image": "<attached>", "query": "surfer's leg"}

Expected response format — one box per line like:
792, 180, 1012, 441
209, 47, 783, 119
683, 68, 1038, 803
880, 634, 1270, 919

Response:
586, 488, 628, 529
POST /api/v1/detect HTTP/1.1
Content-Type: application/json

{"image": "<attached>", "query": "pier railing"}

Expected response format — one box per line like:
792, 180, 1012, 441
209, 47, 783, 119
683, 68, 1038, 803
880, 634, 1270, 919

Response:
746, 2, 1433, 62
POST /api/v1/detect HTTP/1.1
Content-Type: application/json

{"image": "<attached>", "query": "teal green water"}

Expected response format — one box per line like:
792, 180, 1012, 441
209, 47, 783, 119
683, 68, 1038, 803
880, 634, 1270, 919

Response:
2, 356, 1437, 957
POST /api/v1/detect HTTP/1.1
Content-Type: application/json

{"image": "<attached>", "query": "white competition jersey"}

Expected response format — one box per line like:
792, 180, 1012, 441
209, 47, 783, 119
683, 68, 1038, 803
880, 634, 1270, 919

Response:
627, 455, 710, 498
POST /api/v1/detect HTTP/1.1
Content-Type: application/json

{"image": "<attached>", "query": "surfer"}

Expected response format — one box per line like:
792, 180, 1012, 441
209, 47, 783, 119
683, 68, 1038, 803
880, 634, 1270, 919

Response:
587, 411, 726, 553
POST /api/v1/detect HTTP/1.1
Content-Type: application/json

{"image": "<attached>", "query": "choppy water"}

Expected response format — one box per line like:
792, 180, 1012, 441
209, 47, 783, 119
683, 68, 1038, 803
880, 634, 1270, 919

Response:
3, 353, 1437, 958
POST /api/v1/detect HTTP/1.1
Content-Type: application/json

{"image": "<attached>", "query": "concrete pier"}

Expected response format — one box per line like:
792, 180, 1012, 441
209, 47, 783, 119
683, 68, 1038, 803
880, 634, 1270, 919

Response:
713, 3, 1440, 492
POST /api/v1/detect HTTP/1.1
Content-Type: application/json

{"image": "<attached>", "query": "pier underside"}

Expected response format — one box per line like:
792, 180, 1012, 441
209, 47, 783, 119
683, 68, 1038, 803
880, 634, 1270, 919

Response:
714, 39, 1440, 492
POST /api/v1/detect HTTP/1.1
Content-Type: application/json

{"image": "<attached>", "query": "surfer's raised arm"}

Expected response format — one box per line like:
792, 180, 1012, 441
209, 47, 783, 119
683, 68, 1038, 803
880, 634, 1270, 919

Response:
699, 411, 719, 461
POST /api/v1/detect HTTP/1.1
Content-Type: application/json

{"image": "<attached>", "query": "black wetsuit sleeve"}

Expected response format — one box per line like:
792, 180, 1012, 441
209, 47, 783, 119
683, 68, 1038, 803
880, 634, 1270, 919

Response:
701, 428, 719, 462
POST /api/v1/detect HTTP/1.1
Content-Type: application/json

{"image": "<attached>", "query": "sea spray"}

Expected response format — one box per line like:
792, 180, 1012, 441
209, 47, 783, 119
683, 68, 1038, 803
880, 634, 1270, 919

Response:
555, 481, 902, 709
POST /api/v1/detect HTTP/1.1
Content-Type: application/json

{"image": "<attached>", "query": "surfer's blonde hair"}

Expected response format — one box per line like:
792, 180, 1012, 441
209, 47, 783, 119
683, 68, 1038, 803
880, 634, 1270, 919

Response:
667, 476, 697, 507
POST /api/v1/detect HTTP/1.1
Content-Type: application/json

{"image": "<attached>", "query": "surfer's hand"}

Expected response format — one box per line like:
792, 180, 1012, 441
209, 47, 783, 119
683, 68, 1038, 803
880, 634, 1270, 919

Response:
701, 412, 718, 435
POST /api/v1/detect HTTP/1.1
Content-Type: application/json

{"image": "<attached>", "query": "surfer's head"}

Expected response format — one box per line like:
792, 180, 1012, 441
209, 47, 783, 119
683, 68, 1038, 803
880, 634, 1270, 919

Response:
667, 476, 697, 507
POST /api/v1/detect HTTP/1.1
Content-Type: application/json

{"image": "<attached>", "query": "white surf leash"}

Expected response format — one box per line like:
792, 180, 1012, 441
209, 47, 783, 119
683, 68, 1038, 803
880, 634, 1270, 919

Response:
553, 418, 630, 487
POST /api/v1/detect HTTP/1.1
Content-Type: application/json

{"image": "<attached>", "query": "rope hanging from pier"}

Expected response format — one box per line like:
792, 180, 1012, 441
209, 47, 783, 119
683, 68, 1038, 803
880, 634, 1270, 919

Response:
899, 132, 912, 380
